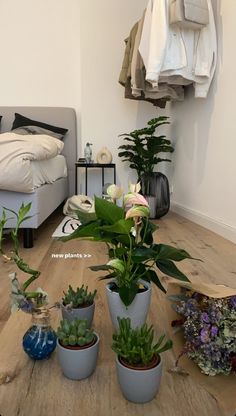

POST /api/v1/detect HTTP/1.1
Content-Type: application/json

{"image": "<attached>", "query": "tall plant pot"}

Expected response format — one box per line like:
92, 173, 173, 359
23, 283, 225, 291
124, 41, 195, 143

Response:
116, 356, 162, 403
57, 333, 99, 380
61, 302, 95, 328
141, 172, 170, 219
106, 281, 151, 330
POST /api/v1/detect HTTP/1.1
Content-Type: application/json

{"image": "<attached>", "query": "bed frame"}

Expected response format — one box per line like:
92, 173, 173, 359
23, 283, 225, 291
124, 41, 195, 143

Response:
0, 107, 77, 247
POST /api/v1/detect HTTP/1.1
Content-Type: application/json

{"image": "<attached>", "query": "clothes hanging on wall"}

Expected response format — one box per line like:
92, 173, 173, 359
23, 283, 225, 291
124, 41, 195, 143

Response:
119, 0, 217, 105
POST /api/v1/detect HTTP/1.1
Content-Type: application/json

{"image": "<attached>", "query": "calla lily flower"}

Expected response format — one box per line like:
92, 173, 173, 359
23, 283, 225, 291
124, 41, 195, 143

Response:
107, 259, 125, 274
107, 184, 123, 201
123, 192, 149, 208
129, 182, 141, 193
125, 205, 150, 220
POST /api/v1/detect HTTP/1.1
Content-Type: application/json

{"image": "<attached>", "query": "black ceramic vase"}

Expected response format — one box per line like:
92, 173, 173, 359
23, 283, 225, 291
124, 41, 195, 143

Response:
141, 173, 170, 219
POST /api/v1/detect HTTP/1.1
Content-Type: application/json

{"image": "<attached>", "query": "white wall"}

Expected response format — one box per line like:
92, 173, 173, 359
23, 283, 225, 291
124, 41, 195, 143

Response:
170, 0, 236, 243
0, 0, 164, 196
0, 0, 81, 149
79, 0, 160, 195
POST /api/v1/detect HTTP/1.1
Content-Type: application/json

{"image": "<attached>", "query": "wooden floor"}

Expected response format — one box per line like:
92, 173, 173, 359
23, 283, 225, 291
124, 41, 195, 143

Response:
0, 209, 235, 416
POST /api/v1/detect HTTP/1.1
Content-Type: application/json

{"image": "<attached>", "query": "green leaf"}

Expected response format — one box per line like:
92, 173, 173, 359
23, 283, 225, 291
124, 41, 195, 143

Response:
60, 220, 101, 242
146, 269, 166, 293
94, 196, 124, 224
156, 259, 190, 282
89, 264, 111, 271
98, 219, 133, 235
156, 339, 173, 354
131, 247, 156, 263
75, 209, 97, 224
154, 244, 199, 262
140, 218, 157, 245
119, 284, 138, 306
99, 272, 117, 281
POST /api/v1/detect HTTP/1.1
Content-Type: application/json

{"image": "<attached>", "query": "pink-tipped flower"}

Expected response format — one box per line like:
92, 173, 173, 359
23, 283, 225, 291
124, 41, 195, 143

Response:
125, 205, 150, 220
124, 192, 149, 208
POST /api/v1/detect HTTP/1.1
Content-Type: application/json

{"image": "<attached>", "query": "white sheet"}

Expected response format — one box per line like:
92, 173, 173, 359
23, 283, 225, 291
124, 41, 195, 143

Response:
0, 132, 64, 193
31, 155, 67, 188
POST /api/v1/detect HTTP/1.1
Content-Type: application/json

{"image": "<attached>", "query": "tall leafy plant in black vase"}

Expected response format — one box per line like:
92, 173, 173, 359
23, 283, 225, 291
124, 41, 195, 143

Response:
118, 117, 174, 218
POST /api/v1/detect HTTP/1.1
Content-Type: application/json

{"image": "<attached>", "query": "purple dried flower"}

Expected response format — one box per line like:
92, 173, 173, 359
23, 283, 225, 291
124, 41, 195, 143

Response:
210, 325, 218, 337
19, 299, 35, 313
200, 328, 210, 343
230, 296, 236, 309
172, 290, 236, 375
201, 312, 210, 323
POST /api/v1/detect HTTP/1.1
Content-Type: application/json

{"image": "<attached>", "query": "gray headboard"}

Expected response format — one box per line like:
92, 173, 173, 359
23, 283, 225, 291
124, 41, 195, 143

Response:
0, 106, 77, 196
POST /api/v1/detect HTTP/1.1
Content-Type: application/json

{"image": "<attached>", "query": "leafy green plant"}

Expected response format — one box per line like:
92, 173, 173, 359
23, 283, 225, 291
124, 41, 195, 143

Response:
57, 318, 95, 347
118, 117, 174, 185
112, 317, 172, 366
61, 185, 197, 307
62, 284, 97, 308
0, 203, 48, 313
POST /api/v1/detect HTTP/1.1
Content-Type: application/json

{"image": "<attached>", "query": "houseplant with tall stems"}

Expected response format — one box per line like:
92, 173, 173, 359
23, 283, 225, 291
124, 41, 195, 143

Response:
118, 117, 174, 218
0, 203, 57, 359
61, 184, 196, 329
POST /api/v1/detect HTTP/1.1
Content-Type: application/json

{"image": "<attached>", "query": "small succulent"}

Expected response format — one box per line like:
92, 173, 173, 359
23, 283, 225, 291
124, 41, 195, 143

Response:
57, 318, 95, 347
112, 318, 172, 366
62, 285, 97, 308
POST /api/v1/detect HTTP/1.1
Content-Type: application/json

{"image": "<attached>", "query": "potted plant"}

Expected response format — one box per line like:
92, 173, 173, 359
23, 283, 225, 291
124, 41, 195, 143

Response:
61, 185, 196, 330
60, 284, 97, 327
0, 203, 57, 360
56, 318, 99, 380
118, 117, 174, 218
112, 317, 172, 403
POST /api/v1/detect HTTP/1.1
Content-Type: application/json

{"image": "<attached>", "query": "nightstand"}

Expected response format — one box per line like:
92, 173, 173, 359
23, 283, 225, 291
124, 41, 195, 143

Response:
75, 162, 116, 195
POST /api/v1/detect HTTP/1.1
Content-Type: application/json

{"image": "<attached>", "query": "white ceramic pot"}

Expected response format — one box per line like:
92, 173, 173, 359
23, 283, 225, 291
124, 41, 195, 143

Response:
106, 280, 151, 330
61, 302, 95, 328
57, 332, 99, 380
116, 356, 162, 403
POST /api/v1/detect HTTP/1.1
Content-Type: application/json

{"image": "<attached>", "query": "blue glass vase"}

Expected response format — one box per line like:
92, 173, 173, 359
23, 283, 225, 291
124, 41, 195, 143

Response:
22, 308, 57, 360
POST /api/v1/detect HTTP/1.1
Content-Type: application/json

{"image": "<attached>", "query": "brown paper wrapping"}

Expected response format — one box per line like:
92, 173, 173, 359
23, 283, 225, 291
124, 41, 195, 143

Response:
166, 278, 236, 415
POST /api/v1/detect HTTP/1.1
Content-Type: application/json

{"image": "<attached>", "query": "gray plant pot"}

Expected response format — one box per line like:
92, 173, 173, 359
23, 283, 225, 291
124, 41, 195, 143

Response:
57, 333, 99, 380
116, 356, 162, 403
144, 195, 157, 219
106, 280, 151, 330
61, 302, 95, 328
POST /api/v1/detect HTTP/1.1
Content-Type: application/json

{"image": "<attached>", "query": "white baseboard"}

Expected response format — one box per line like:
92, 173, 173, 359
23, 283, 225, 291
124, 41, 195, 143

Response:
171, 202, 236, 244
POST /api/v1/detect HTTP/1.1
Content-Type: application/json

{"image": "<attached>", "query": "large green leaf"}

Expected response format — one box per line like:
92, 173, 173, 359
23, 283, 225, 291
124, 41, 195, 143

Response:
156, 259, 190, 282
119, 283, 138, 306
131, 247, 156, 263
146, 269, 166, 293
153, 244, 199, 262
98, 219, 133, 235
89, 264, 111, 271
115, 234, 133, 248
75, 209, 97, 224
60, 221, 101, 242
94, 196, 124, 224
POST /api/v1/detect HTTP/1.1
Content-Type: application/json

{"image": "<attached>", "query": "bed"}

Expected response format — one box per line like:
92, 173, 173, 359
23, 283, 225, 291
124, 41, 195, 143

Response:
0, 106, 77, 247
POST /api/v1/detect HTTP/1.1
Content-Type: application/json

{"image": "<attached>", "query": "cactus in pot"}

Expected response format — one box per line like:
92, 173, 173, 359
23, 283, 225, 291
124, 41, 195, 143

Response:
56, 318, 99, 380
112, 317, 172, 403
61, 284, 97, 327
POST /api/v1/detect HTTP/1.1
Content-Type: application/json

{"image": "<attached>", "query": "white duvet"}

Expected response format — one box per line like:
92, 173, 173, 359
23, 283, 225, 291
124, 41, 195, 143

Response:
0, 132, 64, 193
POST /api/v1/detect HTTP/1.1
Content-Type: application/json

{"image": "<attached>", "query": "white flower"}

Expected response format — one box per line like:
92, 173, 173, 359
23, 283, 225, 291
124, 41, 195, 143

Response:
107, 184, 123, 201
107, 259, 125, 274
129, 182, 141, 193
